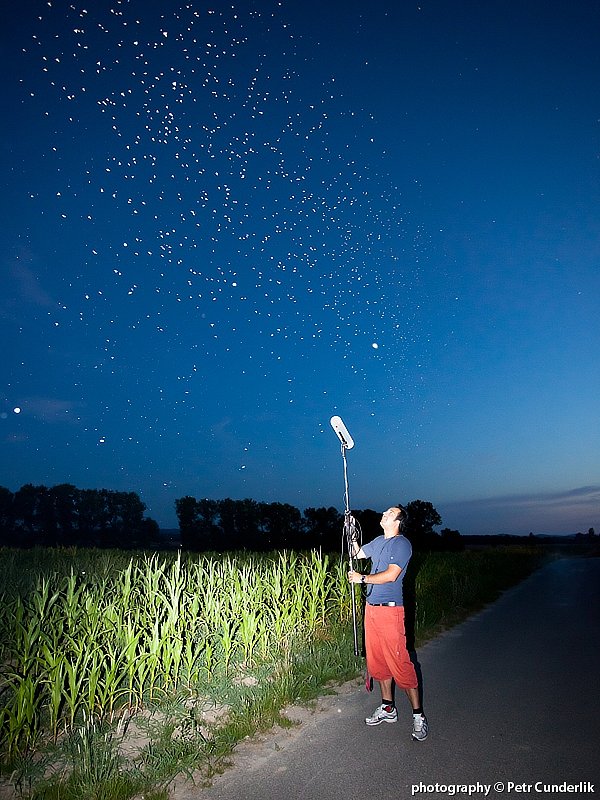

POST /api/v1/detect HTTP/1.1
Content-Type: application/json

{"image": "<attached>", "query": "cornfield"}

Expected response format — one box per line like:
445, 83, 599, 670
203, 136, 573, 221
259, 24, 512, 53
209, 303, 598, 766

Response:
0, 549, 353, 760
0, 543, 546, 782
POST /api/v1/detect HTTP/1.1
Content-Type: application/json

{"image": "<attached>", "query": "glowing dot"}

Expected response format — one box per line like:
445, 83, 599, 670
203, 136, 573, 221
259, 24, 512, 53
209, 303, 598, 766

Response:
13, 407, 21, 414
371, 343, 379, 349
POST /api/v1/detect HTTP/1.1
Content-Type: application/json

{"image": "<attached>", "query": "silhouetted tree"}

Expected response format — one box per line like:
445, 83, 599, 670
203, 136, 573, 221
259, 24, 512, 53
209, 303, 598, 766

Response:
137, 517, 161, 549
234, 498, 263, 549
303, 506, 343, 551
176, 496, 198, 549
217, 498, 256, 551
2, 484, 156, 548
177, 497, 347, 552
259, 502, 303, 550
116, 491, 147, 547
403, 500, 442, 550
174, 495, 452, 554
78, 488, 109, 543
49, 483, 79, 545
37, 486, 57, 545
0, 487, 15, 544
353, 508, 384, 543
195, 497, 221, 550
13, 484, 46, 545
177, 497, 262, 551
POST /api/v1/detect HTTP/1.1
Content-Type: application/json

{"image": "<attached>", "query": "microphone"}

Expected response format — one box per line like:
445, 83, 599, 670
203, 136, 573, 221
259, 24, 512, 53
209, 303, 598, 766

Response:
330, 415, 355, 449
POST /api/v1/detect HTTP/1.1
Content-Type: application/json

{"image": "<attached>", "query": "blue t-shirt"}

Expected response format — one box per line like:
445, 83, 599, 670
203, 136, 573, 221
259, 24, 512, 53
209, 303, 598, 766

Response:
361, 534, 412, 605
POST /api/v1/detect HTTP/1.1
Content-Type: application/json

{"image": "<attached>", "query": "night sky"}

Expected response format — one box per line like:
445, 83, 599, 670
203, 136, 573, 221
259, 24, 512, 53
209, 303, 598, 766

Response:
2, 0, 599, 535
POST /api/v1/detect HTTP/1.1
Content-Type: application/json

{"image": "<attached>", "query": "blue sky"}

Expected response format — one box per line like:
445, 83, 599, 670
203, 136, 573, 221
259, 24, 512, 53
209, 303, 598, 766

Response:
1, 0, 599, 535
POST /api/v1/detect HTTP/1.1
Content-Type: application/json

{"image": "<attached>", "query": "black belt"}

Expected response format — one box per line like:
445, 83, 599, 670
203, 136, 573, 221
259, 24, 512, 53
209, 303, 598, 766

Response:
368, 602, 397, 607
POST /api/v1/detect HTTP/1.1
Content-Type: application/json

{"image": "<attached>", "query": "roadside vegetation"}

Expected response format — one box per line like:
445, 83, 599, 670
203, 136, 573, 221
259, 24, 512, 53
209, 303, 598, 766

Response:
0, 544, 548, 799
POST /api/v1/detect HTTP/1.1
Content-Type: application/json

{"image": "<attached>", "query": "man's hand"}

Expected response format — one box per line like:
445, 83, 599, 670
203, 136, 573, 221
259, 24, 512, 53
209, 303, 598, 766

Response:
348, 570, 363, 584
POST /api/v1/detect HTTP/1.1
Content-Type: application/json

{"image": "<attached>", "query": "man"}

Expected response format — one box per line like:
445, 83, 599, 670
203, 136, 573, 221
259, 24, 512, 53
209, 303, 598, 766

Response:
348, 505, 428, 741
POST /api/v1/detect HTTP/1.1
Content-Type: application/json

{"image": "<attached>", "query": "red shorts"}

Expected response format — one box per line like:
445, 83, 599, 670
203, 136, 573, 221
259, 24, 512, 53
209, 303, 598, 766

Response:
364, 604, 418, 689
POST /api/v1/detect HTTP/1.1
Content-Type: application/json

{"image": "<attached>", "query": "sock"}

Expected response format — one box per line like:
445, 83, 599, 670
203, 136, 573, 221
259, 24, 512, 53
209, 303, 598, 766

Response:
412, 707, 424, 716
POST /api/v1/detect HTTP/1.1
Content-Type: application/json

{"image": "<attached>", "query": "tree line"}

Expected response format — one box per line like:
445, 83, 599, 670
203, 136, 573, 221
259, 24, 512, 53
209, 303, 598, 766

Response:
0, 483, 463, 552
0, 484, 159, 549
175, 495, 463, 552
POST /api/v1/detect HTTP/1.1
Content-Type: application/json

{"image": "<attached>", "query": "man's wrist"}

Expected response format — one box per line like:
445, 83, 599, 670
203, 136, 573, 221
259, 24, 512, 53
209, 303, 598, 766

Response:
361, 574, 366, 585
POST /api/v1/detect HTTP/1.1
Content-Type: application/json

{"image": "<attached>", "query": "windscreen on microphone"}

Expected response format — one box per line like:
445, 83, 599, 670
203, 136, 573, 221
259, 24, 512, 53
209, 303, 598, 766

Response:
330, 415, 355, 449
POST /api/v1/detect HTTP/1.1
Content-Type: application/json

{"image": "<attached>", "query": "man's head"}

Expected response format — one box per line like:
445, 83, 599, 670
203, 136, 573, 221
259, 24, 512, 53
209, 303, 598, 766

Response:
380, 505, 407, 534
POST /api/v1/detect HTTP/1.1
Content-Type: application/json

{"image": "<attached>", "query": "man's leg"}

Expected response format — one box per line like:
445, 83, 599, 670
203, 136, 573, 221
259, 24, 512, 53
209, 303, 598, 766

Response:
405, 686, 420, 711
379, 678, 394, 705
405, 686, 428, 741
365, 677, 398, 725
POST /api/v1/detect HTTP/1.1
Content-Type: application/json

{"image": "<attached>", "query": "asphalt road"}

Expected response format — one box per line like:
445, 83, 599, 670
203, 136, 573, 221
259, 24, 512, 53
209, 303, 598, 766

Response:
180, 557, 600, 800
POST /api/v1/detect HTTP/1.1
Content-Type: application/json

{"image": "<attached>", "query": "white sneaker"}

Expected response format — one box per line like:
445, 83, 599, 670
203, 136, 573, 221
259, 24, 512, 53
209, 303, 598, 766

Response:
365, 704, 398, 725
412, 713, 428, 741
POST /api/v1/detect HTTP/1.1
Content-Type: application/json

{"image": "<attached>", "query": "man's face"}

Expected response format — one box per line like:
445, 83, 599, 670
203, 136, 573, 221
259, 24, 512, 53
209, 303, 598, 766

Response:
380, 507, 401, 527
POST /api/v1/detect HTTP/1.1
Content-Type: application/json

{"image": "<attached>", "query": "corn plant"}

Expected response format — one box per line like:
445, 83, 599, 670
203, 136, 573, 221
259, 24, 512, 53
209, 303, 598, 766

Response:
0, 547, 354, 760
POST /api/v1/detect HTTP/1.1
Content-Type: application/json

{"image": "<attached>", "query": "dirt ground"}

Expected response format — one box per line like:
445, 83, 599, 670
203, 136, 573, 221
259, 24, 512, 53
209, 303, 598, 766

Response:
167, 676, 364, 799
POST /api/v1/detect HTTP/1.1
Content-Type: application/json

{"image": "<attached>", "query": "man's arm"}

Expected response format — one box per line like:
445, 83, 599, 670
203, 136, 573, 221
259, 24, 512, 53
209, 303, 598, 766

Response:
352, 541, 366, 559
349, 563, 402, 584
366, 563, 402, 584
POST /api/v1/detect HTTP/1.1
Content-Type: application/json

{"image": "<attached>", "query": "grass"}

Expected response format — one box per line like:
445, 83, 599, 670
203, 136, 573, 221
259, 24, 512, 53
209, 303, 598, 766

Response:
0, 544, 548, 799
408, 546, 547, 644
